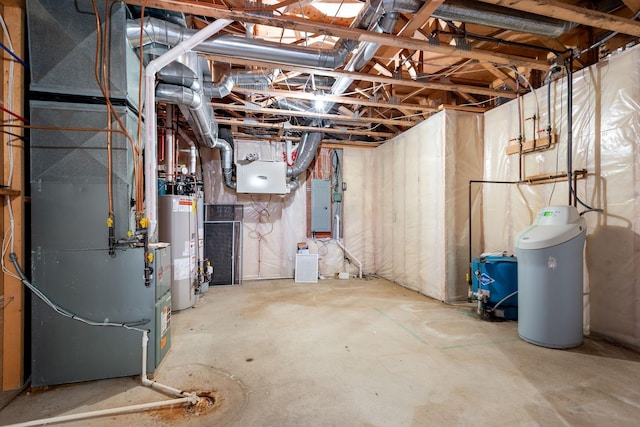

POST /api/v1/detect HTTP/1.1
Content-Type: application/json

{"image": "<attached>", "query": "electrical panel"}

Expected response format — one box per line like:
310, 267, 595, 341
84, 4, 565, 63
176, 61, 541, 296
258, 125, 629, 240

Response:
311, 179, 332, 232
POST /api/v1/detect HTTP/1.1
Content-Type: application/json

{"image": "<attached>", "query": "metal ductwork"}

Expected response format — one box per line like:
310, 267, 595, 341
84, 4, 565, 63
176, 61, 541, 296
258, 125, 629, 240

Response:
204, 71, 274, 99
129, 0, 586, 193
155, 83, 235, 189
157, 62, 200, 91
287, 130, 324, 190
128, 17, 358, 70
432, 0, 575, 38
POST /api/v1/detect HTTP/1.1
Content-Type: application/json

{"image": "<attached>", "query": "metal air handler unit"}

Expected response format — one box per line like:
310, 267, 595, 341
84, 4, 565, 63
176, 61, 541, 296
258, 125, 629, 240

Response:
516, 206, 587, 349
27, 0, 171, 386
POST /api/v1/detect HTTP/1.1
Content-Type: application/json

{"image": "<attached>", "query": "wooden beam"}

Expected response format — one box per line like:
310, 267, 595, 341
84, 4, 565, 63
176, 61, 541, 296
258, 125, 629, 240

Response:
400, 0, 445, 37
322, 141, 381, 149
482, 63, 518, 91
476, 0, 640, 38
1, 4, 25, 391
620, 0, 640, 13
232, 87, 437, 112
125, 0, 550, 70
375, 0, 444, 69
204, 54, 518, 99
506, 133, 558, 155
0, 0, 24, 7
215, 118, 395, 139
438, 104, 488, 113
210, 102, 419, 127
270, 0, 303, 11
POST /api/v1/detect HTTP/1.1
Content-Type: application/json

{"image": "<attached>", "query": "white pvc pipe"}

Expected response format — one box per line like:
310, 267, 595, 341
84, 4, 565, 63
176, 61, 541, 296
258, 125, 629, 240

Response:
144, 18, 233, 241
140, 332, 197, 400
6, 397, 193, 427
334, 215, 362, 279
6, 331, 199, 427
165, 105, 175, 183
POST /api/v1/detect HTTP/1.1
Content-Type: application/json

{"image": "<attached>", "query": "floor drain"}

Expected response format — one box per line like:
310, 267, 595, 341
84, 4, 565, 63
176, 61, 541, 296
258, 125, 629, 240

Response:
183, 392, 217, 416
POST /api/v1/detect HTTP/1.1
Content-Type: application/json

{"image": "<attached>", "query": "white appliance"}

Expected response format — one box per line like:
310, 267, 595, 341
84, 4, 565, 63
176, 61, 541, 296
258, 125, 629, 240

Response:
515, 205, 587, 348
236, 160, 288, 194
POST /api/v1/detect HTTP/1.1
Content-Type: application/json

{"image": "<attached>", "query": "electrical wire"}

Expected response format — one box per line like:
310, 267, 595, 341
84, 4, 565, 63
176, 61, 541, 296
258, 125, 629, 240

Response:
0, 129, 27, 141
9, 253, 149, 333
0, 105, 28, 123
0, 40, 27, 68
245, 195, 275, 278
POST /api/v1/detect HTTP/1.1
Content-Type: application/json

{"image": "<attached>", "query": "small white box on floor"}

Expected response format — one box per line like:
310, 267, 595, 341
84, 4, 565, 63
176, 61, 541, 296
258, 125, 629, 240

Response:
338, 272, 350, 280
295, 254, 318, 283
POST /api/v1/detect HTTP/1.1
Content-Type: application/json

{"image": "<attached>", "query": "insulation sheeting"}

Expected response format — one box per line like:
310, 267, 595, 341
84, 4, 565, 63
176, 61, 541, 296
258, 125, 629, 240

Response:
372, 110, 483, 302
482, 45, 640, 349
202, 141, 307, 280
343, 148, 376, 274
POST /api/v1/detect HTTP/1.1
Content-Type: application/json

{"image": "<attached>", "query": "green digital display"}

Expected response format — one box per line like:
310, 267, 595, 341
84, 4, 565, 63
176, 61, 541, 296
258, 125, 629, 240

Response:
543, 211, 554, 216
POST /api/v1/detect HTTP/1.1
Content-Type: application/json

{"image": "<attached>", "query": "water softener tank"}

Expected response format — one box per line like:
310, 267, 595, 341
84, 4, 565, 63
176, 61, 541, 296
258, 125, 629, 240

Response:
515, 206, 587, 348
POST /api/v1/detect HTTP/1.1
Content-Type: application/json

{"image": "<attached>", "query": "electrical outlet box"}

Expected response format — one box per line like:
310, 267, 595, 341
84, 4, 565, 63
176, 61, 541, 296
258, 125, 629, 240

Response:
332, 192, 342, 203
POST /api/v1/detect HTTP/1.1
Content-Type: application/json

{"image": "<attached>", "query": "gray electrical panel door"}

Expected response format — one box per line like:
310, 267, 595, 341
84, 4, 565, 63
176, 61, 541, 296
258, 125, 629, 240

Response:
311, 179, 332, 232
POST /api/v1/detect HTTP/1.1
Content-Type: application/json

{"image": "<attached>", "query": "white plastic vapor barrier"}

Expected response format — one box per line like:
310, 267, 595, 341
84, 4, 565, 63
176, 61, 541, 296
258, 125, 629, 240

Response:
201, 141, 307, 280
482, 45, 640, 349
367, 110, 483, 302
343, 148, 376, 274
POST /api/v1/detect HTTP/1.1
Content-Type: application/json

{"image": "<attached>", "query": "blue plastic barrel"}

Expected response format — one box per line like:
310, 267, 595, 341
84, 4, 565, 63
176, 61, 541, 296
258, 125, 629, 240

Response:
472, 255, 518, 320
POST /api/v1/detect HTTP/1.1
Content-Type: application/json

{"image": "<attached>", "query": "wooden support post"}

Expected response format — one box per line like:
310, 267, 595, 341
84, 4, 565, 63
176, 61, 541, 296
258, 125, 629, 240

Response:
1, 4, 26, 391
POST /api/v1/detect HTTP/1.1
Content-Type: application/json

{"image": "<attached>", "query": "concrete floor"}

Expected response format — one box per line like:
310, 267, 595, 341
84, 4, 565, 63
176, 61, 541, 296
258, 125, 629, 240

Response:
2, 277, 640, 426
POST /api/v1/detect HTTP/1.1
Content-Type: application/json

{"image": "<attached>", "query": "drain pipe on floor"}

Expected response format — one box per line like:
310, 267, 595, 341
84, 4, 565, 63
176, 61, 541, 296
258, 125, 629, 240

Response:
140, 331, 199, 401
334, 215, 363, 279
6, 255, 202, 427
6, 396, 194, 427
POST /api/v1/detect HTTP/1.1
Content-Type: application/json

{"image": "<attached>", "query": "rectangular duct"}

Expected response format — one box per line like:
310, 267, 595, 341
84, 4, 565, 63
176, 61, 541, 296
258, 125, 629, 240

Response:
26, 0, 142, 107
30, 101, 136, 248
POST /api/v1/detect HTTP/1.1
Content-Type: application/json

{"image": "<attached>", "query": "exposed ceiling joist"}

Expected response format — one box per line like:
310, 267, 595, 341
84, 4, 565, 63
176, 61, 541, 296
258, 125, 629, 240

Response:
215, 117, 395, 139
203, 54, 518, 98
621, 0, 640, 12
231, 88, 438, 112
125, 0, 550, 70
476, 0, 640, 37
210, 102, 419, 127
122, 0, 640, 143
